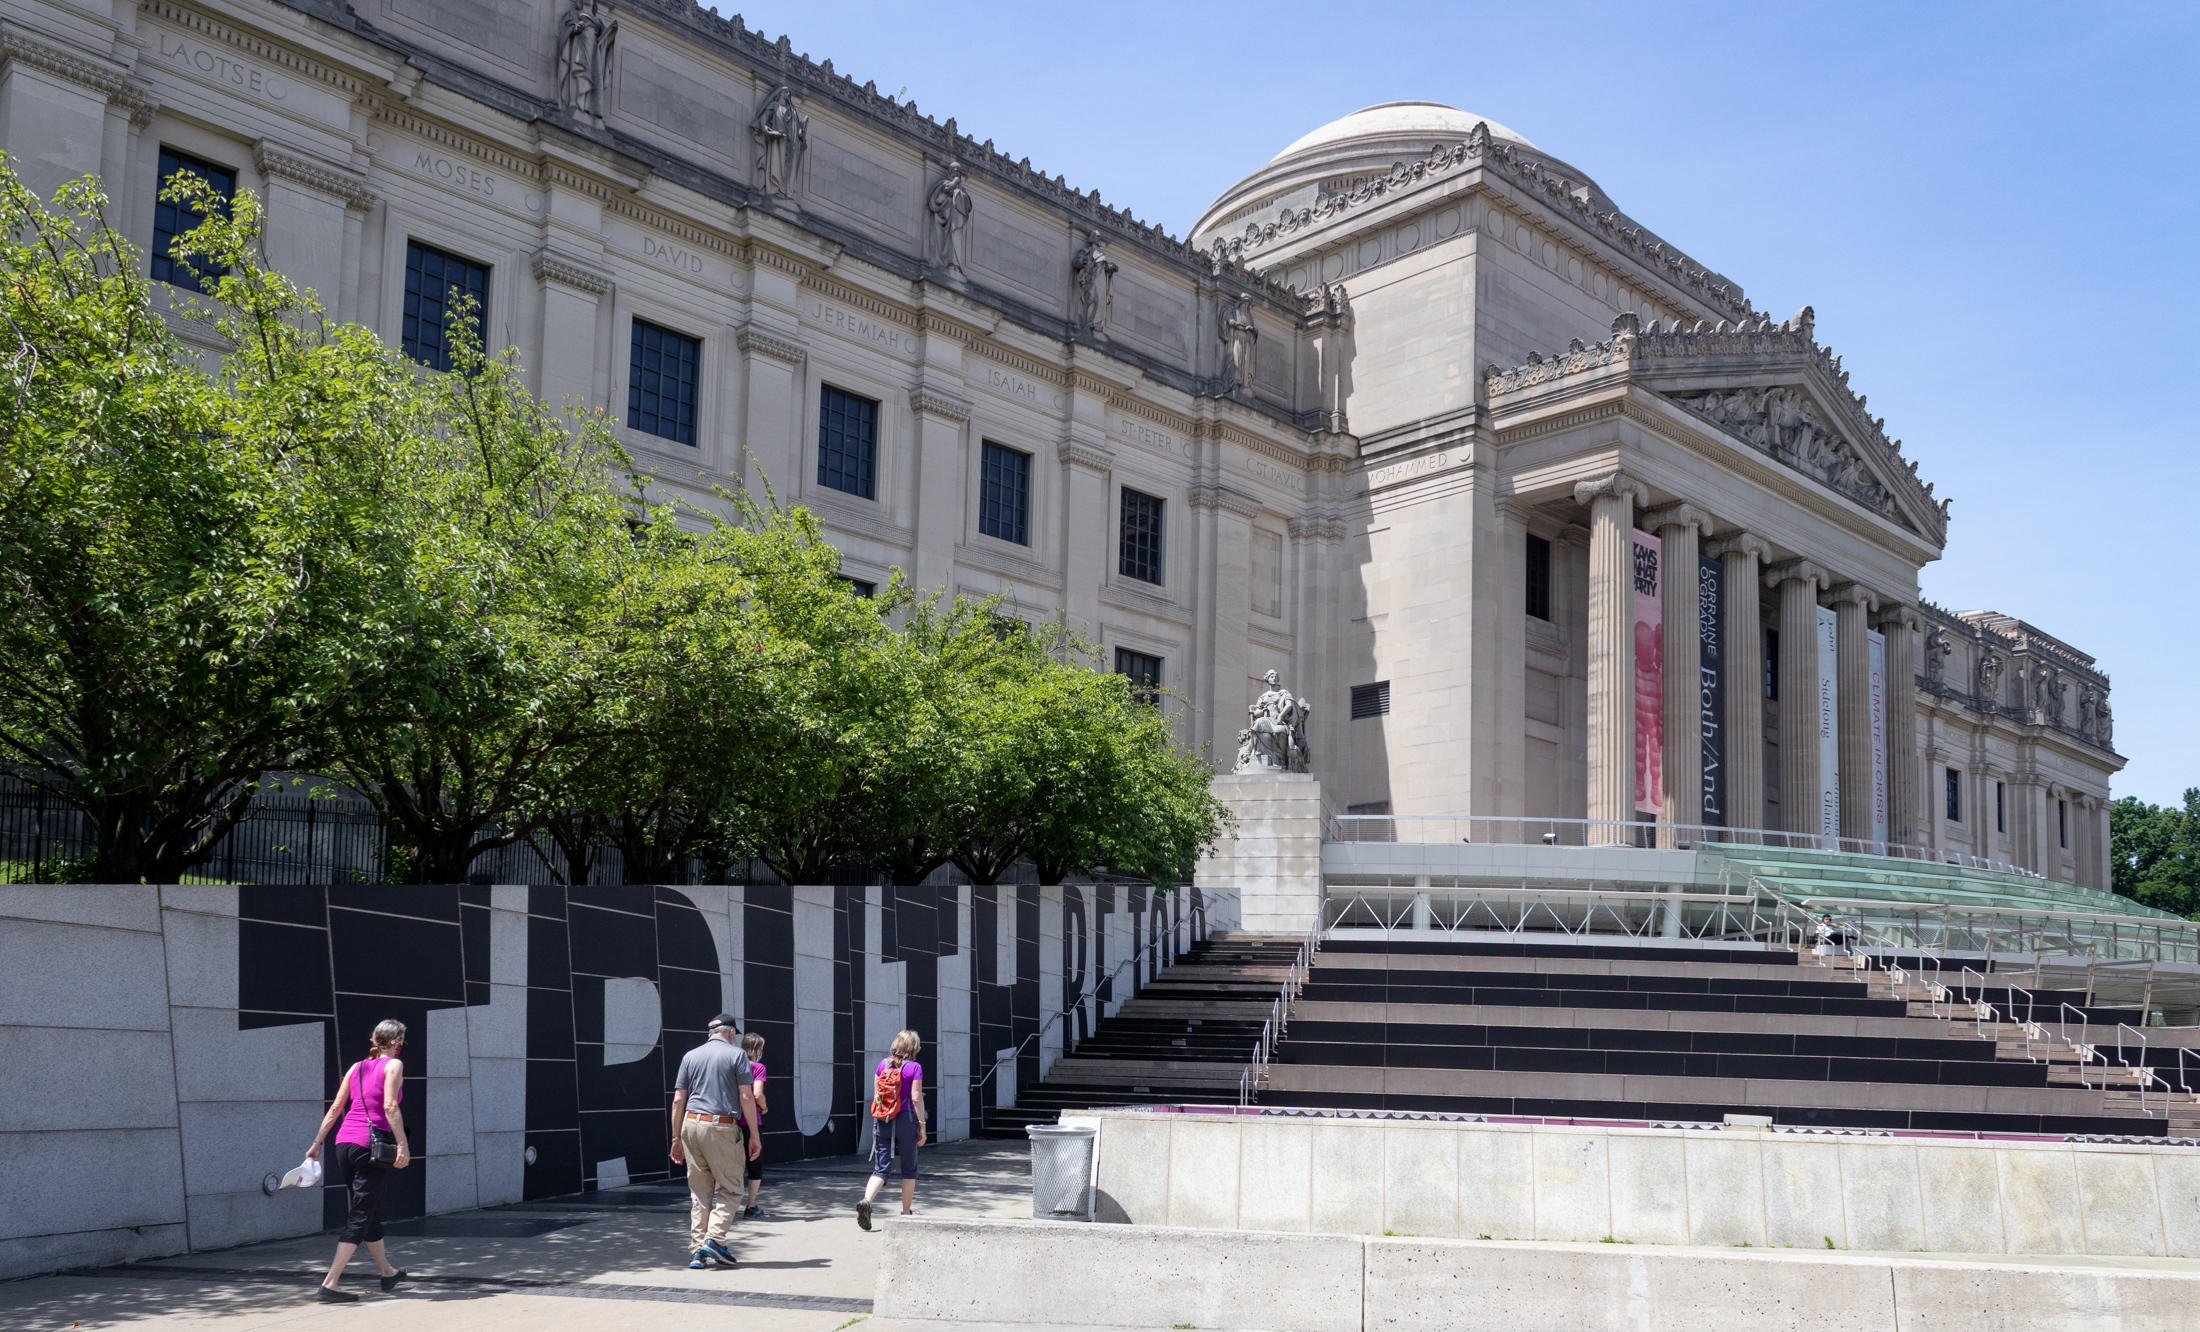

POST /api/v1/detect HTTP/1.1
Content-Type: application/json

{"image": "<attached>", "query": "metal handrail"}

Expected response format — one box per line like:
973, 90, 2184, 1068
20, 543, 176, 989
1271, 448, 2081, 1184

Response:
1327, 814, 2045, 878
2116, 1023, 2165, 1116
1243, 920, 1321, 1105
2059, 1002, 2097, 1088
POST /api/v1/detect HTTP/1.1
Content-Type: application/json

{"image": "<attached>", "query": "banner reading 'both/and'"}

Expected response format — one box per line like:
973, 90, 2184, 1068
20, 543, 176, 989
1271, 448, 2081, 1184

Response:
1816, 605, 1839, 842
1699, 553, 1725, 827
1633, 529, 1662, 818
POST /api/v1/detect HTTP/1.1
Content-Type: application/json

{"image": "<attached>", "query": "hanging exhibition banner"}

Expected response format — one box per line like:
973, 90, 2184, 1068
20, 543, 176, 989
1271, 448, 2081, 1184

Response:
1869, 629, 1888, 846
1699, 554, 1726, 827
1816, 605, 1839, 842
1632, 529, 1663, 817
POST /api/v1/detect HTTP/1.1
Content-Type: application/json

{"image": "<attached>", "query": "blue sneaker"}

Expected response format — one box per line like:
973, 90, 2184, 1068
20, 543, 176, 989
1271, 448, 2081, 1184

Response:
688, 1249, 710, 1269
703, 1238, 736, 1268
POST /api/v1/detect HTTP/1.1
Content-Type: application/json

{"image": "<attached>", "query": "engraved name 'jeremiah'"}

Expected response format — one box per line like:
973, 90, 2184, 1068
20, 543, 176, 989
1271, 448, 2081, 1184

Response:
812, 302, 906, 353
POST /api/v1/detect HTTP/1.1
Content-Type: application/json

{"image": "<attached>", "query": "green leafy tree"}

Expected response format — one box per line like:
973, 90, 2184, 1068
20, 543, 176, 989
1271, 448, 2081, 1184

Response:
0, 166, 417, 881
2110, 790, 2200, 919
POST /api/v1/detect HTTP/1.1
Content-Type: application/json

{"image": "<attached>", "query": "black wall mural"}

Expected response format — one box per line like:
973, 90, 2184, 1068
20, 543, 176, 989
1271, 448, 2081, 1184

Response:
233, 881, 1105, 1223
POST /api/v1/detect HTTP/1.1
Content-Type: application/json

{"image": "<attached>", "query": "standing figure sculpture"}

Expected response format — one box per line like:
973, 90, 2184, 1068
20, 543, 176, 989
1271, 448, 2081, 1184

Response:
557, 0, 618, 126
2080, 685, 2100, 736
2097, 693, 2114, 746
1220, 292, 1258, 395
1976, 651, 2004, 706
927, 159, 972, 274
1235, 670, 1312, 774
1072, 230, 1116, 336
751, 86, 808, 197
1923, 624, 1951, 683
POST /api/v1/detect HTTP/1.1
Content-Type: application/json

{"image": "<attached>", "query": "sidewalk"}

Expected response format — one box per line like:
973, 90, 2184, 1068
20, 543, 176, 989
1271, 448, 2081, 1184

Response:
0, 1139, 1033, 1331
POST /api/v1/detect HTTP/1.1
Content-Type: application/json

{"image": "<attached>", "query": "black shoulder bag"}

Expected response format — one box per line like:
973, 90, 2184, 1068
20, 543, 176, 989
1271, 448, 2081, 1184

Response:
354, 1062, 401, 1168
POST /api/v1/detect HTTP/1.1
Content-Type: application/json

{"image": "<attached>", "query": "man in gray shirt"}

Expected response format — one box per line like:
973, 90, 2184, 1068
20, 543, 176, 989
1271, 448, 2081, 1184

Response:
670, 1014, 759, 1268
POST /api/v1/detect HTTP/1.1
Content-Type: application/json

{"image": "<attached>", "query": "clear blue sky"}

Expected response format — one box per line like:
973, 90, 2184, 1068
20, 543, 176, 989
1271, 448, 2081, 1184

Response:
724, 1, 2200, 804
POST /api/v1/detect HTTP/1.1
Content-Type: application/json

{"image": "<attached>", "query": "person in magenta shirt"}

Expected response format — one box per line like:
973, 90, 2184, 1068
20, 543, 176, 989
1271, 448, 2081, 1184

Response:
857, 1030, 925, 1230
305, 1019, 412, 1302
741, 1031, 769, 1216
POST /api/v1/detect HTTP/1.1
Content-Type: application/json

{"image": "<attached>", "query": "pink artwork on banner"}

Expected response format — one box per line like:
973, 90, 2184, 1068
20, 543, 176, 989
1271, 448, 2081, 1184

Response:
1632, 529, 1663, 816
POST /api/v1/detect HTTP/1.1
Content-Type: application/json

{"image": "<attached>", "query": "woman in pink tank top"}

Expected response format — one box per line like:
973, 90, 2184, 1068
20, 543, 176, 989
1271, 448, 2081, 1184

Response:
304, 1019, 412, 1302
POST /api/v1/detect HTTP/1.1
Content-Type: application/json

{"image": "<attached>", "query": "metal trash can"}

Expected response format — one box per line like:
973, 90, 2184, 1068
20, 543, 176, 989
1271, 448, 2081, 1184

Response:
1024, 1123, 1097, 1221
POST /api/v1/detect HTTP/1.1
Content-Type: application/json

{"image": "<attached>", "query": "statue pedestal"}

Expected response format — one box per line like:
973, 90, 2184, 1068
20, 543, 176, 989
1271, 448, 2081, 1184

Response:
1196, 772, 1324, 936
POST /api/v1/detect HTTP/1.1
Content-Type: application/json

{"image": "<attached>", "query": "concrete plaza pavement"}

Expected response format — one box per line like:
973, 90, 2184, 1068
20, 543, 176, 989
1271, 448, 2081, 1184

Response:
0, 1139, 1088, 1332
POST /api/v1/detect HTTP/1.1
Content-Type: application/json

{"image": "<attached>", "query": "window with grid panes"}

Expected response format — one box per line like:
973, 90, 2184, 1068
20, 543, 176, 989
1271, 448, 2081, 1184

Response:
627, 320, 700, 445
151, 149, 235, 293
402, 241, 490, 372
817, 386, 878, 499
1119, 488, 1165, 584
1525, 534, 1551, 620
978, 441, 1031, 545
1946, 767, 1962, 822
1115, 648, 1162, 705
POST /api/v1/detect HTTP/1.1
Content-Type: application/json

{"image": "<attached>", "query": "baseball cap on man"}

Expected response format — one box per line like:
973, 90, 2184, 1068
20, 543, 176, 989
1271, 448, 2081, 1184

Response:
707, 1014, 739, 1033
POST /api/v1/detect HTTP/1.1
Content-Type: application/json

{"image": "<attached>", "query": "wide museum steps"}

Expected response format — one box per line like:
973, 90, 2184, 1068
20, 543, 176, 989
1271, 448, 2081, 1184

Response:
983, 934, 1298, 1136
1262, 939, 2197, 1136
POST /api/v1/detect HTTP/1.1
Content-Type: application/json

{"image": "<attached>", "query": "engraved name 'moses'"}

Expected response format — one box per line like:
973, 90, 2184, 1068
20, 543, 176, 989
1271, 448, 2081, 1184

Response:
412, 150, 497, 198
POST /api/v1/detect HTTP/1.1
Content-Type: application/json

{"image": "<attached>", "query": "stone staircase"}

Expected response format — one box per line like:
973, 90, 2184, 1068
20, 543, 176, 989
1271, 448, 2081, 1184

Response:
1805, 951, 2200, 1133
981, 932, 1297, 1136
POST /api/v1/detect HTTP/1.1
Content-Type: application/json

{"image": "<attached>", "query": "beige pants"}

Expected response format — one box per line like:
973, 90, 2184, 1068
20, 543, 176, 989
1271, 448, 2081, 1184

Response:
681, 1117, 745, 1249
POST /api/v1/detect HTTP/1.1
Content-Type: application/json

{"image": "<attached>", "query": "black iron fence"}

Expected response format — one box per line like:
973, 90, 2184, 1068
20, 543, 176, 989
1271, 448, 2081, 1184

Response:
1, 779, 391, 885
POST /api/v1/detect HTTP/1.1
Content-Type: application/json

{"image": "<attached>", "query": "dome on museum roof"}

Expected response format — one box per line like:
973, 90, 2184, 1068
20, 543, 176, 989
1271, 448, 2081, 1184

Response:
1192, 101, 1569, 247
1268, 102, 1538, 163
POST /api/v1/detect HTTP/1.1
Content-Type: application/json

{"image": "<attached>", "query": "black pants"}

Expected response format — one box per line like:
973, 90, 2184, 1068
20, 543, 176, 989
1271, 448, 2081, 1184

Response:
333, 1142, 387, 1243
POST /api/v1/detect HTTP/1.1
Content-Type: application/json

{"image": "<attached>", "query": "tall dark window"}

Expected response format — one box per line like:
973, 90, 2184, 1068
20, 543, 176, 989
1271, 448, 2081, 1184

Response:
1765, 629, 1780, 700
1996, 782, 2006, 833
1946, 767, 1962, 823
842, 577, 876, 598
1115, 647, 1162, 705
817, 385, 878, 499
627, 320, 700, 446
1351, 681, 1391, 719
1525, 534, 1551, 621
402, 241, 490, 372
1119, 488, 1165, 585
151, 148, 235, 293
979, 441, 1032, 545
2059, 799, 2068, 849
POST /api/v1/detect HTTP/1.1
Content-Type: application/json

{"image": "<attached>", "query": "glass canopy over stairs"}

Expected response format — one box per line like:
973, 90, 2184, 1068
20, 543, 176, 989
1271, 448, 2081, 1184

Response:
1694, 844, 2179, 922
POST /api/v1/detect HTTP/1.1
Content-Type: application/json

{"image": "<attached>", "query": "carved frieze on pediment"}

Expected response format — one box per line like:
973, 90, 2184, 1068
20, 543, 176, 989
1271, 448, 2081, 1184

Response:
1668, 385, 1898, 522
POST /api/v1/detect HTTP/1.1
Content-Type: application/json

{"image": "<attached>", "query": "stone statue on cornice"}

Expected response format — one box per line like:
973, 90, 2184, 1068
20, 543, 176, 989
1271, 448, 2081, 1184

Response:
1923, 624, 1951, 683
1072, 230, 1116, 336
751, 86, 808, 197
557, 0, 617, 127
1976, 651, 2004, 706
928, 159, 972, 274
1221, 292, 1258, 395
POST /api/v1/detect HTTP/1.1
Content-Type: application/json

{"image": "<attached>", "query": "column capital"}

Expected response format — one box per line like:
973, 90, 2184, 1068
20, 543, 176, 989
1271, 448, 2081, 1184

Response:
1642, 501, 1714, 537
532, 247, 613, 298
1828, 581, 1878, 612
733, 322, 807, 364
1056, 437, 1115, 473
1875, 603, 1922, 632
252, 139, 378, 211
1572, 471, 1649, 510
1287, 506, 1348, 543
0, 29, 125, 97
1706, 530, 1770, 563
1189, 483, 1262, 520
908, 387, 972, 423
1763, 558, 1829, 592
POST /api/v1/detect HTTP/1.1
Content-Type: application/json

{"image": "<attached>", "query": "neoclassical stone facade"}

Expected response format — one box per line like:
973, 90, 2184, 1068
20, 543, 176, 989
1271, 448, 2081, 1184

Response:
0, 5, 2121, 883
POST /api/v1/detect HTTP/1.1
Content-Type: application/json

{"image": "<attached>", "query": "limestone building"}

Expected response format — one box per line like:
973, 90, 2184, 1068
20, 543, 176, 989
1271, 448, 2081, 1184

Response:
0, 0, 2122, 884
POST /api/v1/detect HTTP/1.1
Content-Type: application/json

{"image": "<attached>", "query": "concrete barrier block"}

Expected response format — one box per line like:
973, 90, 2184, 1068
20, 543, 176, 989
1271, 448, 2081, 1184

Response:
1917, 1147, 2005, 1253
1238, 1118, 1315, 1232
0, 885, 160, 931
1311, 1120, 1386, 1235
169, 1005, 320, 1104
1532, 1128, 1611, 1242
2152, 1149, 2200, 1258
1762, 1137, 1847, 1250
425, 1150, 479, 1214
1890, 1258, 2200, 1332
1606, 1130, 1689, 1245
1685, 1133, 1767, 1248
183, 1183, 319, 1252
178, 1100, 320, 1198
1994, 1145, 2086, 1255
1458, 1123, 1534, 1241
0, 1222, 187, 1283
1363, 1238, 1896, 1332
0, 919, 169, 1030
160, 909, 237, 1010
876, 1218, 1364, 1332
1841, 1140, 1927, 1252
474, 1129, 525, 1207
1095, 1114, 1171, 1224
0, 1128, 185, 1241
1382, 1124, 1458, 1239
469, 1056, 528, 1134
0, 1027, 177, 1131
1166, 1118, 1242, 1230
2072, 1147, 2166, 1256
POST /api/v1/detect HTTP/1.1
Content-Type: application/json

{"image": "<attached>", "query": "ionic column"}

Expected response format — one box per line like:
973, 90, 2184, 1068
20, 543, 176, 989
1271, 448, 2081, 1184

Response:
1767, 560, 1830, 839
1574, 472, 1649, 842
1830, 583, 1878, 846
1878, 606, 1921, 848
1646, 503, 1712, 842
1708, 533, 1768, 834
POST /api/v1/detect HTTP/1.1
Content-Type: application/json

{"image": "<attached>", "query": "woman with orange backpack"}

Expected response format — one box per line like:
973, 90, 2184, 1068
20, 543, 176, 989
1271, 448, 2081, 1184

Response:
856, 1030, 925, 1230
